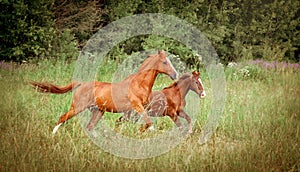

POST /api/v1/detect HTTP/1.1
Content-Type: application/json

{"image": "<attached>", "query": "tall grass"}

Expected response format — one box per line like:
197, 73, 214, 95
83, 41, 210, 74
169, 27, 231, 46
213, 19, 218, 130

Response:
0, 59, 299, 171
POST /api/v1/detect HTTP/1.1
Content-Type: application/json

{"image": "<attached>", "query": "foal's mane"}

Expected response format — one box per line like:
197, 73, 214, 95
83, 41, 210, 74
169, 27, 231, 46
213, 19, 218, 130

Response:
163, 73, 191, 90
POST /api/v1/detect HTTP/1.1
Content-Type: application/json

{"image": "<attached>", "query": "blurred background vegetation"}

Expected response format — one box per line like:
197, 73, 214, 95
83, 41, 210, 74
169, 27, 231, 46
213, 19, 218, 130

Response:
1, 0, 299, 64
1, 1, 299, 171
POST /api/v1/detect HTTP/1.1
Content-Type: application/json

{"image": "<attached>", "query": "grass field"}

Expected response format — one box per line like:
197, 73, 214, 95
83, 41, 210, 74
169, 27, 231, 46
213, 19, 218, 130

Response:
0, 59, 299, 171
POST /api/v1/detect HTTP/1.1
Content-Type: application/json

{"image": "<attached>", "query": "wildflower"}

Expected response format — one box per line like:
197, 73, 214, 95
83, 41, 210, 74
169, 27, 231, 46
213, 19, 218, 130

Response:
227, 62, 238, 68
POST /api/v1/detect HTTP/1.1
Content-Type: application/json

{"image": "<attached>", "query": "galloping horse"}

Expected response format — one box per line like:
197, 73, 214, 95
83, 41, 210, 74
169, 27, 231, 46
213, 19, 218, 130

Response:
116, 71, 206, 133
30, 50, 178, 134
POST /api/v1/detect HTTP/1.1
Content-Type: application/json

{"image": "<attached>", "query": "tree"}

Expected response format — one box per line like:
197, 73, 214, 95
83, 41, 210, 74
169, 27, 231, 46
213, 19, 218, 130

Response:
0, 0, 55, 61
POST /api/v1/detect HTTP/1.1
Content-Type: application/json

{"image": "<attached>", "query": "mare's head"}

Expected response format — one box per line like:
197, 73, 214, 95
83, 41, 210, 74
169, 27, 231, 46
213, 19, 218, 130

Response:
190, 71, 206, 98
140, 50, 178, 80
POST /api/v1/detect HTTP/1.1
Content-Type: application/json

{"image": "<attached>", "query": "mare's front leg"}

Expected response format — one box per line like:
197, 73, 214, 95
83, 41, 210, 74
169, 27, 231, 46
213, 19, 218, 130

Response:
178, 110, 192, 133
86, 107, 104, 131
135, 104, 152, 132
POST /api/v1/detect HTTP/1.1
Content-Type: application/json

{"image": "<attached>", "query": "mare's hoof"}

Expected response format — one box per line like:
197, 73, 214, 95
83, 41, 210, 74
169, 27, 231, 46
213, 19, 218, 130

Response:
149, 125, 155, 131
139, 123, 153, 133
139, 125, 147, 133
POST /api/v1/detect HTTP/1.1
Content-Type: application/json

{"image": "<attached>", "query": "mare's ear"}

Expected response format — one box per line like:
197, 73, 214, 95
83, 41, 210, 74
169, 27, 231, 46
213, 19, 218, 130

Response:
158, 50, 166, 59
158, 50, 161, 54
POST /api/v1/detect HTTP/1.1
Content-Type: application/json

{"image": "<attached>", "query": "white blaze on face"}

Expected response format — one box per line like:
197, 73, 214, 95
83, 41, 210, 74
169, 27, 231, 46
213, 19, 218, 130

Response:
166, 57, 178, 79
198, 78, 206, 98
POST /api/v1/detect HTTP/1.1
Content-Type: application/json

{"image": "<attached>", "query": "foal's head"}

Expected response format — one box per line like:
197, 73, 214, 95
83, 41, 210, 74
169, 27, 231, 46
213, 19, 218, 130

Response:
141, 50, 178, 80
190, 71, 206, 98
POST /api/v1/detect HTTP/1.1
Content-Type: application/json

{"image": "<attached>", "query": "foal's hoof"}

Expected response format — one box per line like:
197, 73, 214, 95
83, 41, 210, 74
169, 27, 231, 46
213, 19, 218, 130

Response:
86, 123, 97, 131
89, 130, 98, 139
188, 126, 193, 134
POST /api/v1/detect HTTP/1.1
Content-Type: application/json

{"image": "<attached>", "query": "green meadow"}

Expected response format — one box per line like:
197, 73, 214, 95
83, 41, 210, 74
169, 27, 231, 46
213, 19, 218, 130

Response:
0, 59, 299, 171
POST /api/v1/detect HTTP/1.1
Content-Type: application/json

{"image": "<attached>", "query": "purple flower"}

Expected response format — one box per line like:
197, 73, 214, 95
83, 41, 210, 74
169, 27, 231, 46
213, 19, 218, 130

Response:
245, 59, 299, 72
0, 61, 12, 70
263, 62, 272, 69
292, 63, 300, 70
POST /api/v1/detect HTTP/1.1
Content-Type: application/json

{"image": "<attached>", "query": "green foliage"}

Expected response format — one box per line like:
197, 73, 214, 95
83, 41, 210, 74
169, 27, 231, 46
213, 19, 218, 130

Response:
141, 35, 203, 68
0, 0, 79, 62
103, 0, 299, 64
1, 0, 300, 63
53, 0, 104, 48
104, 0, 142, 20
230, 0, 300, 62
229, 65, 266, 81
0, 0, 54, 61
48, 30, 79, 62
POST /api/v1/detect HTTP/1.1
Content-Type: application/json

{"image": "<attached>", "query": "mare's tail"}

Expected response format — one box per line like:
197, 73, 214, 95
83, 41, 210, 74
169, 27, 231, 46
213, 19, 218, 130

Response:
29, 81, 81, 94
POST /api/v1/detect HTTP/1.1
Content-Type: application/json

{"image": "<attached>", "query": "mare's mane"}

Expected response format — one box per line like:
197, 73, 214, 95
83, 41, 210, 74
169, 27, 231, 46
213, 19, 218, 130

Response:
138, 53, 159, 71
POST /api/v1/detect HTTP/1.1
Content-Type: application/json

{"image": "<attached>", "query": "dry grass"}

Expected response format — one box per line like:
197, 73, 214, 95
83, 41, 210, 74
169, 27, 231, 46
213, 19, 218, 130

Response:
0, 60, 299, 171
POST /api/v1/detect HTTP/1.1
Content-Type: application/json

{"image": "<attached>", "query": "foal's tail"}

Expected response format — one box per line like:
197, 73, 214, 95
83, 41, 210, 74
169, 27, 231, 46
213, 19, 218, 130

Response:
29, 81, 81, 94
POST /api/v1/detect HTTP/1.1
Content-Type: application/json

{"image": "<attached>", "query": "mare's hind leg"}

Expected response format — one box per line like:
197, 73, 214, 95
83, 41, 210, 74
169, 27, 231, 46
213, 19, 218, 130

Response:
114, 112, 131, 132
178, 110, 192, 133
86, 107, 104, 131
115, 111, 131, 124
52, 103, 86, 135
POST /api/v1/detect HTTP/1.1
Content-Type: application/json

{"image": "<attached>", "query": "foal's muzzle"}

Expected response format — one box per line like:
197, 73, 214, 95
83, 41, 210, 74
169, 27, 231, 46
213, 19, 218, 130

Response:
200, 91, 206, 98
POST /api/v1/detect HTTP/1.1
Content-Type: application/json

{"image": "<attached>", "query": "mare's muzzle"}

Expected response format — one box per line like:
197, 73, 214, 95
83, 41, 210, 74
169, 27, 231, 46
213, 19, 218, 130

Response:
169, 72, 178, 80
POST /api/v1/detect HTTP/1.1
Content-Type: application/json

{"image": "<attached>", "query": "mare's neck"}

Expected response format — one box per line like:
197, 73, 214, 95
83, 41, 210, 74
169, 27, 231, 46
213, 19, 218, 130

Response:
137, 69, 158, 89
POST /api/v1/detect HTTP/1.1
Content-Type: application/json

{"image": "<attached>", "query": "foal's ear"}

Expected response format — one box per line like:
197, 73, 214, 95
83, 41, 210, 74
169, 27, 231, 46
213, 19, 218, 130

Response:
192, 70, 200, 77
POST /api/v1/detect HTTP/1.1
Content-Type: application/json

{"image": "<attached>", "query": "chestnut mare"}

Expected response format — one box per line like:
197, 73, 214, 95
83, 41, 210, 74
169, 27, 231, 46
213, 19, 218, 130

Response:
30, 50, 178, 134
116, 71, 206, 133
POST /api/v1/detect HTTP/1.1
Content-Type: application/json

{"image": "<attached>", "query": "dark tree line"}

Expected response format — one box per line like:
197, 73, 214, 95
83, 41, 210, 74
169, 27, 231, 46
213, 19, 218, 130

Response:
1, 0, 299, 63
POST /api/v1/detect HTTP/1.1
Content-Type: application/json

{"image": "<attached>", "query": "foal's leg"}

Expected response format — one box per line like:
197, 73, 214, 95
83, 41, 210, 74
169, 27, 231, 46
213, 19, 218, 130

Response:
178, 110, 192, 133
170, 114, 182, 128
86, 108, 104, 131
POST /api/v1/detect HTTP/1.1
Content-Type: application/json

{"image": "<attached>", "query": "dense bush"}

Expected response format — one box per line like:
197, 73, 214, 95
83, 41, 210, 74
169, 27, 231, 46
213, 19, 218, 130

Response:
0, 0, 79, 62
1, 0, 299, 63
103, 0, 300, 63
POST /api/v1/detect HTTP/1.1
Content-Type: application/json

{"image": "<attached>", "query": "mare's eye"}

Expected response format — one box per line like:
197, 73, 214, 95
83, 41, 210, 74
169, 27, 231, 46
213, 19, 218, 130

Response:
163, 61, 167, 65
